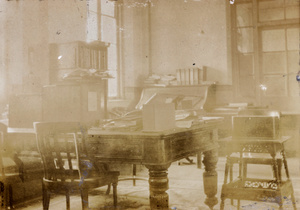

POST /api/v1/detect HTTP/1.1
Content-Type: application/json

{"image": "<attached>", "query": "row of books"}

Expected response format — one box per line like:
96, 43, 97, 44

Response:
176, 67, 206, 85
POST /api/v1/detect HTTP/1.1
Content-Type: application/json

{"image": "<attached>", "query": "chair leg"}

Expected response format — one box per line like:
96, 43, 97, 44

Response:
80, 188, 89, 210
278, 195, 284, 210
291, 192, 297, 210
42, 183, 50, 210
66, 190, 70, 210
8, 185, 13, 209
230, 164, 233, 206
133, 164, 136, 186
220, 197, 225, 210
112, 182, 118, 208
197, 152, 202, 169
3, 182, 8, 210
106, 183, 111, 195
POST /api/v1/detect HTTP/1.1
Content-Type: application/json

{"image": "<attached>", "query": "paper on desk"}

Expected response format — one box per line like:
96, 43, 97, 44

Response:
202, 116, 223, 122
175, 110, 191, 120
176, 120, 195, 128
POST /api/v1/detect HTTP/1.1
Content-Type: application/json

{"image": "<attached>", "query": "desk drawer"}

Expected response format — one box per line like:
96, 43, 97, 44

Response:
87, 136, 143, 160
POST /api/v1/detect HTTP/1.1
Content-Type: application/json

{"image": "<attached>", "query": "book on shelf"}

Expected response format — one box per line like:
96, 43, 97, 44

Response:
175, 66, 208, 86
176, 69, 181, 85
193, 68, 199, 85
184, 69, 190, 85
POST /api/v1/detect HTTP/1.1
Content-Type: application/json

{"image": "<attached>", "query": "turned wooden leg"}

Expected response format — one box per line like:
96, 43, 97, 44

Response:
281, 149, 290, 179
197, 152, 202, 169
8, 185, 13, 209
66, 190, 70, 210
112, 182, 118, 208
42, 182, 50, 210
133, 164, 137, 186
106, 183, 111, 195
80, 188, 89, 210
0, 181, 4, 209
146, 164, 170, 210
220, 197, 225, 210
202, 148, 218, 210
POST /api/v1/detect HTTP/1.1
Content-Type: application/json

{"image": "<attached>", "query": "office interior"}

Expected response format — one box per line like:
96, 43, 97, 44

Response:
0, 0, 300, 209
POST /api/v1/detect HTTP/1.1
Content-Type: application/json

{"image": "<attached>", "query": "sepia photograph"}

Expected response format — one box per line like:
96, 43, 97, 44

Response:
0, 0, 299, 209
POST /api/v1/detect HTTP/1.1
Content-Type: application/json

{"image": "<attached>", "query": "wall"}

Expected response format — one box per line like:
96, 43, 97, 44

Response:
0, 1, 7, 105
48, 0, 87, 44
150, 0, 229, 84
119, 0, 150, 107
1, 0, 231, 109
119, 0, 230, 107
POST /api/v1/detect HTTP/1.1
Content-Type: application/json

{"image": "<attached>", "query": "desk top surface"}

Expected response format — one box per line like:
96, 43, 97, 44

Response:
219, 136, 290, 144
7, 117, 223, 136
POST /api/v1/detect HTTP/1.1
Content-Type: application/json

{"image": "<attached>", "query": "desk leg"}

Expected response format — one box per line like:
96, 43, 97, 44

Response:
202, 148, 218, 210
146, 164, 170, 210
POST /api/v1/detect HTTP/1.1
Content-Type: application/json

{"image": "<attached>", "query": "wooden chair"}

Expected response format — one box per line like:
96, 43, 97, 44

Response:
0, 122, 21, 209
34, 122, 119, 210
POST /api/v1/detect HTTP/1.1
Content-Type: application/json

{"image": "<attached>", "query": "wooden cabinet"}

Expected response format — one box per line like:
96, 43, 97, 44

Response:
49, 41, 109, 83
43, 80, 108, 125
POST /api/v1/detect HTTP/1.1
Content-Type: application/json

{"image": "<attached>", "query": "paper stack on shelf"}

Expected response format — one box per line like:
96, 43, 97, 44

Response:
62, 69, 113, 81
143, 74, 177, 86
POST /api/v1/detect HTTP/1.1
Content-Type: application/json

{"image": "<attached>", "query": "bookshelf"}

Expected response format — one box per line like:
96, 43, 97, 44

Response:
49, 41, 110, 83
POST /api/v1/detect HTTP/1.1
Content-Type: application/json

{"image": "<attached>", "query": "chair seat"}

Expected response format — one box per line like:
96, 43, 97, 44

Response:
0, 173, 22, 184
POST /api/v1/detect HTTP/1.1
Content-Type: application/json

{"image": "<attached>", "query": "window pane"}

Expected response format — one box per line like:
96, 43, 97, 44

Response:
237, 28, 253, 53
263, 75, 287, 96
286, 6, 300, 19
101, 0, 115, 17
287, 51, 299, 75
238, 53, 254, 75
236, 3, 253, 27
285, 0, 300, 6
88, 0, 98, 13
259, 7, 285, 21
288, 73, 299, 96
87, 12, 98, 42
101, 16, 116, 44
107, 43, 117, 70
287, 28, 300, 51
262, 29, 285, 52
108, 70, 118, 97
259, 0, 285, 9
262, 52, 287, 74
238, 54, 255, 97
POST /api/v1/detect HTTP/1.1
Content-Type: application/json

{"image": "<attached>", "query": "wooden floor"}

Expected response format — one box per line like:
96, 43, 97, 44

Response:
15, 157, 300, 210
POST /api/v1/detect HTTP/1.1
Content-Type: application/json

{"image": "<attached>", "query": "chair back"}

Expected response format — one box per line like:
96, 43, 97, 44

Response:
0, 123, 7, 177
34, 122, 91, 182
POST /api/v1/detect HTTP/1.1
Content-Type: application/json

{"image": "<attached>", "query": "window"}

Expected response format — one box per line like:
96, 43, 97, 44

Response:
230, 0, 300, 104
87, 0, 119, 97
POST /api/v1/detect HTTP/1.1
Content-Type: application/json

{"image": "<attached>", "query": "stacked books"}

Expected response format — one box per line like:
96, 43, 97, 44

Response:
176, 67, 207, 85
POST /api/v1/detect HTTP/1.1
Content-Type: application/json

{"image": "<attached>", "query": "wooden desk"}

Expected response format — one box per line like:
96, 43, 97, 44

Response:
6, 119, 221, 209
88, 119, 221, 210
